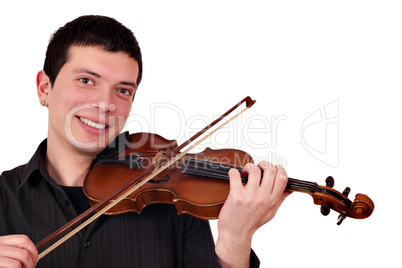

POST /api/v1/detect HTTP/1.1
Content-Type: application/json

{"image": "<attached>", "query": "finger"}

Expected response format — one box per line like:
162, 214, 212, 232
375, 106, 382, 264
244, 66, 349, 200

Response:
258, 161, 277, 191
270, 165, 289, 200
228, 168, 243, 195
0, 235, 38, 267
0, 256, 22, 268
241, 163, 261, 190
0, 245, 36, 268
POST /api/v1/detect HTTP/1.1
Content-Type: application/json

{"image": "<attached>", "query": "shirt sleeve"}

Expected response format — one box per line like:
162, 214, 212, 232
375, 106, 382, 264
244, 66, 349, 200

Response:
182, 215, 260, 268
249, 249, 260, 267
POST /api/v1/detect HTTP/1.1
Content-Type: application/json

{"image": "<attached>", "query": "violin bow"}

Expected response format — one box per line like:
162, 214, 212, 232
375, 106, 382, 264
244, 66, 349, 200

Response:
36, 96, 256, 260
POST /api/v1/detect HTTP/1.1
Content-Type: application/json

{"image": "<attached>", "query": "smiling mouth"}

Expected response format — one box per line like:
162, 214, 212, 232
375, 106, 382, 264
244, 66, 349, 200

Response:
79, 117, 107, 130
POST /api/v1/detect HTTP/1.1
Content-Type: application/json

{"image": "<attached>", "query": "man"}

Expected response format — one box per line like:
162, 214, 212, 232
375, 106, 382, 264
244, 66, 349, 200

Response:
0, 15, 290, 267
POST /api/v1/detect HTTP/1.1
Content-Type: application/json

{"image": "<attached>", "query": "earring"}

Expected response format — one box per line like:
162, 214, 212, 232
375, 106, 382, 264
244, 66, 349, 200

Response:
41, 100, 45, 106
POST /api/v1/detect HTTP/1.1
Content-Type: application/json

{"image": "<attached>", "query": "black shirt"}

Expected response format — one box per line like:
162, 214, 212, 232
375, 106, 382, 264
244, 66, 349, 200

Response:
60, 186, 90, 216
0, 140, 260, 267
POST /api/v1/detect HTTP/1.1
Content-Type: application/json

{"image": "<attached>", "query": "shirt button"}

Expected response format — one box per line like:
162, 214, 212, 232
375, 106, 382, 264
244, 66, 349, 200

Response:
84, 241, 90, 248
65, 200, 70, 206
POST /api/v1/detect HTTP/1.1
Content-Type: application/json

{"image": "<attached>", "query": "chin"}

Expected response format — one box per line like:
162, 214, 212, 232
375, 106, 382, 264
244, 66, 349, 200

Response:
76, 144, 106, 156
67, 132, 109, 153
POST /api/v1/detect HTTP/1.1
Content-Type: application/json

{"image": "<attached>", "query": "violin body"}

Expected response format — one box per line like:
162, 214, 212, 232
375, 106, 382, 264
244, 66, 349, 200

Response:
84, 132, 254, 220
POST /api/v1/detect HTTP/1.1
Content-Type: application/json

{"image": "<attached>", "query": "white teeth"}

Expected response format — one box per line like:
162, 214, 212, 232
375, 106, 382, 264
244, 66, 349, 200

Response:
79, 117, 106, 130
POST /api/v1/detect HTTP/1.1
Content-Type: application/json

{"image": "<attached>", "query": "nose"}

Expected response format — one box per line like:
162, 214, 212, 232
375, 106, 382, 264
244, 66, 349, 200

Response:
98, 101, 116, 112
97, 88, 116, 112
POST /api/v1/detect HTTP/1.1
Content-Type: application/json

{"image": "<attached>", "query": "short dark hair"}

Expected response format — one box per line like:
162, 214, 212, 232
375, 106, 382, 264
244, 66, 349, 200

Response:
43, 15, 143, 87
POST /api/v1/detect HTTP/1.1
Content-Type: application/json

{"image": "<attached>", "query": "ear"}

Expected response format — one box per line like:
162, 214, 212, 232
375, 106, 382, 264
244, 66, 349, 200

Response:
36, 70, 51, 106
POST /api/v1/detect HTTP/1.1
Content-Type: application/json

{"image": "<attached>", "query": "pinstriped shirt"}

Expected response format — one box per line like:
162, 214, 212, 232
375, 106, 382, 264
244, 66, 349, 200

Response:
0, 140, 260, 267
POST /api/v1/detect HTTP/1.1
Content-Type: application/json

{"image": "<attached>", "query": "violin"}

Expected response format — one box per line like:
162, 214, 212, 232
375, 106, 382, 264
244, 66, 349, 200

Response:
85, 131, 374, 224
35, 96, 374, 259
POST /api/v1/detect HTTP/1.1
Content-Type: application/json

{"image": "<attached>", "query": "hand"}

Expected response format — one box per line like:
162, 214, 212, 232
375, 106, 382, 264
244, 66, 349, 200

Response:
0, 235, 38, 268
215, 161, 291, 267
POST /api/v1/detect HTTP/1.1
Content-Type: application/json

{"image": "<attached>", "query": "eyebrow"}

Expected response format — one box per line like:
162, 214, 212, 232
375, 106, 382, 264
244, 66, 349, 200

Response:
73, 68, 138, 89
120, 81, 138, 89
74, 68, 101, 78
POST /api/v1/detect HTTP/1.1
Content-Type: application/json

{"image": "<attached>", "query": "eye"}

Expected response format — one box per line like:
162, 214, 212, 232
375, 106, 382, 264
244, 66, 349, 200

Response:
117, 88, 133, 96
79, 77, 94, 85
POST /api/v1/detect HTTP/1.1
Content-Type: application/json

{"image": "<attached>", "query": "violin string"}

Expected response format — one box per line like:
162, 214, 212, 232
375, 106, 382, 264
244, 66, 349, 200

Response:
182, 158, 326, 194
183, 160, 322, 193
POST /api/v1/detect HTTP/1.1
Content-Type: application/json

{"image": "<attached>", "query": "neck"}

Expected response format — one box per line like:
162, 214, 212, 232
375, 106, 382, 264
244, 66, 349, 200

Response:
181, 158, 327, 194
45, 136, 98, 187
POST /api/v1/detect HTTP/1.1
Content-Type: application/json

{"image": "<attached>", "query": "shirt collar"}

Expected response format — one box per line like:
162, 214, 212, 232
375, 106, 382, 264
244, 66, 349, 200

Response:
19, 132, 129, 188
20, 139, 53, 188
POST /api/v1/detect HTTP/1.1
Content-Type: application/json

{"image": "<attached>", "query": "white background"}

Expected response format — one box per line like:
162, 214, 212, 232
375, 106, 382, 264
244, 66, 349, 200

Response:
0, 1, 400, 267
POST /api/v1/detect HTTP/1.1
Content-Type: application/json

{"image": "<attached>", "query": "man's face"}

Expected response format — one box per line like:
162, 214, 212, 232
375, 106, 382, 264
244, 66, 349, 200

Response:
45, 45, 139, 154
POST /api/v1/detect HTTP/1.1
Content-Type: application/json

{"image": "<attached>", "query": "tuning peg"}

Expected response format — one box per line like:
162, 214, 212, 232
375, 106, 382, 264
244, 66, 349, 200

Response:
325, 176, 334, 188
320, 202, 331, 216
342, 187, 351, 197
337, 210, 348, 225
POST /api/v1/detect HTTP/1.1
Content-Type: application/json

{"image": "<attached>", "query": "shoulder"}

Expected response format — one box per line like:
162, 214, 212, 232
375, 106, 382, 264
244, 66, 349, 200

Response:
0, 165, 27, 209
0, 164, 26, 188
0, 139, 48, 190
